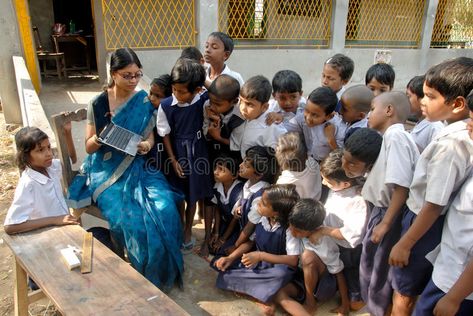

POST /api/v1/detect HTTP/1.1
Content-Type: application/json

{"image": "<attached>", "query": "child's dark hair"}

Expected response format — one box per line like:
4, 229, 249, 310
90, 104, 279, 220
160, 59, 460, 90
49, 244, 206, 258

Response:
307, 87, 338, 115
214, 152, 242, 177
264, 184, 299, 227
289, 199, 326, 232
240, 75, 272, 104
365, 63, 395, 89
245, 146, 278, 183
467, 89, 473, 112
171, 58, 206, 93
344, 128, 382, 167
325, 54, 355, 82
208, 74, 240, 102
276, 132, 307, 172
407, 75, 425, 99
15, 127, 49, 172
272, 70, 303, 94
180, 47, 203, 63
424, 57, 473, 103
208, 31, 234, 54
108, 48, 142, 88
321, 149, 356, 185
151, 74, 172, 98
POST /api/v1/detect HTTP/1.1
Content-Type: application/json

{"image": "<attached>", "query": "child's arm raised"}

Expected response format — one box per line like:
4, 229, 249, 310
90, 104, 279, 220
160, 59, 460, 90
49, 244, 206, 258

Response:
433, 258, 473, 316
163, 135, 185, 178
371, 184, 409, 243
389, 202, 442, 267
4, 215, 79, 235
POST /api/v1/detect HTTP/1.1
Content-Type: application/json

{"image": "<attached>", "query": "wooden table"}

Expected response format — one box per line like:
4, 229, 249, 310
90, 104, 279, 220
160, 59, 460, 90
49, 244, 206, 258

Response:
3, 225, 189, 316
52, 34, 92, 74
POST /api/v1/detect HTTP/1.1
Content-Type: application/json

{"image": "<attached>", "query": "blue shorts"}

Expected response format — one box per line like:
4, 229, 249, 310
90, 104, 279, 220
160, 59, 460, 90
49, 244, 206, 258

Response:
392, 210, 445, 296
415, 279, 473, 316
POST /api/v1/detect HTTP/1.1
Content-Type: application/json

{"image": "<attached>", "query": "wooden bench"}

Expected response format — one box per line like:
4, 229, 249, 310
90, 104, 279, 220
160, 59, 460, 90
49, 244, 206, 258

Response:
3, 225, 189, 316
51, 108, 104, 219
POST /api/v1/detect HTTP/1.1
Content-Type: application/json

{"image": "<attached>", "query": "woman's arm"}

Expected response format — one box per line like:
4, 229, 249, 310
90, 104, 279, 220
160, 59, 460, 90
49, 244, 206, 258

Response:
4, 215, 79, 235
85, 123, 102, 154
137, 131, 155, 155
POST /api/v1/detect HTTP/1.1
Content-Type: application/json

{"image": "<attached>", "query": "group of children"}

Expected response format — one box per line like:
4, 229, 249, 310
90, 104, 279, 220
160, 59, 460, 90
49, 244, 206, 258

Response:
4, 29, 473, 316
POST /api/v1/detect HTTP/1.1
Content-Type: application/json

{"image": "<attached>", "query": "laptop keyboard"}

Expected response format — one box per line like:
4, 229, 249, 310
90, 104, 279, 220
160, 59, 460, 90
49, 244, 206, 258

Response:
106, 125, 133, 150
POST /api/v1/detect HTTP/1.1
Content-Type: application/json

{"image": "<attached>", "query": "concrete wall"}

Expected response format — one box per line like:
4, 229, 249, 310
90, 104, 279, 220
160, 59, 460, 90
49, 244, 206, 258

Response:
0, 0, 22, 124
29, 0, 55, 51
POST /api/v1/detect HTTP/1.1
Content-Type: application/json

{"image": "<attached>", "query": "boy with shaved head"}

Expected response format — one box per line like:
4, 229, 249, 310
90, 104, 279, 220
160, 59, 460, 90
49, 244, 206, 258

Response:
360, 91, 420, 316
339, 84, 374, 142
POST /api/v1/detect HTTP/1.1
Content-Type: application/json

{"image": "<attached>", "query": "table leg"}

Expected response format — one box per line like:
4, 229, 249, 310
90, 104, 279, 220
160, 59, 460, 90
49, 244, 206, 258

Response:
14, 258, 28, 316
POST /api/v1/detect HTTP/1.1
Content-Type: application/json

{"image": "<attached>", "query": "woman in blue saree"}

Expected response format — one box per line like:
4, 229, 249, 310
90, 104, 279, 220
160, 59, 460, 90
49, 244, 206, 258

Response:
67, 48, 184, 291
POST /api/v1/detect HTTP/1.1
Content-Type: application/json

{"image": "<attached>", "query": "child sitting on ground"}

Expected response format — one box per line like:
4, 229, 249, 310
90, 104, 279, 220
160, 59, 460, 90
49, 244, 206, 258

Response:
285, 86, 346, 162
4, 126, 79, 235
361, 91, 419, 316
156, 58, 213, 250
365, 63, 395, 96
274, 199, 348, 316
230, 76, 287, 159
317, 149, 368, 311
266, 70, 306, 125
204, 31, 244, 87
339, 84, 374, 142
200, 153, 243, 257
406, 74, 444, 153
275, 132, 322, 200
321, 54, 355, 112
214, 184, 300, 315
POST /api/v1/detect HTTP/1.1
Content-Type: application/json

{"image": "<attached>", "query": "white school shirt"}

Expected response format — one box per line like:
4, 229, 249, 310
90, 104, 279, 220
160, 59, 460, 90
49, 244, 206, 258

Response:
206, 64, 245, 87
345, 118, 368, 136
428, 173, 473, 300
336, 86, 346, 101
410, 119, 444, 153
407, 120, 473, 215
211, 180, 243, 205
302, 236, 344, 274
230, 110, 287, 158
267, 97, 307, 123
156, 93, 202, 137
362, 124, 419, 208
203, 100, 243, 136
285, 112, 347, 162
324, 186, 368, 248
4, 159, 69, 225
276, 157, 322, 200
249, 217, 303, 256
232, 180, 270, 225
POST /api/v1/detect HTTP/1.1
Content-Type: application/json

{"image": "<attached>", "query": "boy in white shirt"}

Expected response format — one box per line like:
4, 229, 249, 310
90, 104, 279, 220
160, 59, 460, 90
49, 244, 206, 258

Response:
390, 58, 473, 316
230, 76, 287, 159
406, 75, 444, 153
314, 149, 368, 311
266, 70, 306, 125
361, 91, 419, 316
285, 87, 347, 162
321, 54, 355, 112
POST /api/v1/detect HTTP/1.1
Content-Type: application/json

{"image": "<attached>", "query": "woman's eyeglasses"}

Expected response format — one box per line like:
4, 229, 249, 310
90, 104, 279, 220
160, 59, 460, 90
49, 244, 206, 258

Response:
117, 72, 143, 80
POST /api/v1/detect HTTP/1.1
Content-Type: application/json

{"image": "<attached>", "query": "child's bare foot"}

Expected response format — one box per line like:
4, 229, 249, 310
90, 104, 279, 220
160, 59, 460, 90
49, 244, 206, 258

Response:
350, 300, 365, 311
256, 302, 276, 316
330, 304, 349, 316
198, 241, 209, 257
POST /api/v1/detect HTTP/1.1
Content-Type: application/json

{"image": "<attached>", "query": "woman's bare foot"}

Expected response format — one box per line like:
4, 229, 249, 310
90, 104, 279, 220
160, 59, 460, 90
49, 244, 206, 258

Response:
350, 300, 365, 311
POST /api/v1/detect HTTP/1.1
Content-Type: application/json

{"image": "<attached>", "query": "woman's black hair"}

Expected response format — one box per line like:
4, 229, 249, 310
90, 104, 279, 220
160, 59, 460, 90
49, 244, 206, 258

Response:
307, 87, 338, 115
15, 127, 49, 172
365, 63, 395, 89
151, 74, 173, 98
108, 48, 142, 88
344, 128, 382, 167
171, 58, 206, 93
264, 184, 299, 228
244, 146, 278, 184
289, 199, 326, 232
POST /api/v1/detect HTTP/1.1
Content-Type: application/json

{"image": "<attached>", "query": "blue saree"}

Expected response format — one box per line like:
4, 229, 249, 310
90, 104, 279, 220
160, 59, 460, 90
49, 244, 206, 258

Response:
67, 90, 184, 290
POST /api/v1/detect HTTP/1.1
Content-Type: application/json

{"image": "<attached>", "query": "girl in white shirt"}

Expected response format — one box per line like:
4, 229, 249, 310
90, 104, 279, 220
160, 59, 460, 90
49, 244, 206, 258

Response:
4, 127, 78, 235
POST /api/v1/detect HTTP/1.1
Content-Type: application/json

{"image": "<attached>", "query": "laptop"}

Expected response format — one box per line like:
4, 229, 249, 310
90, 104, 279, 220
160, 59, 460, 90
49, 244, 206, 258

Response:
98, 123, 142, 156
